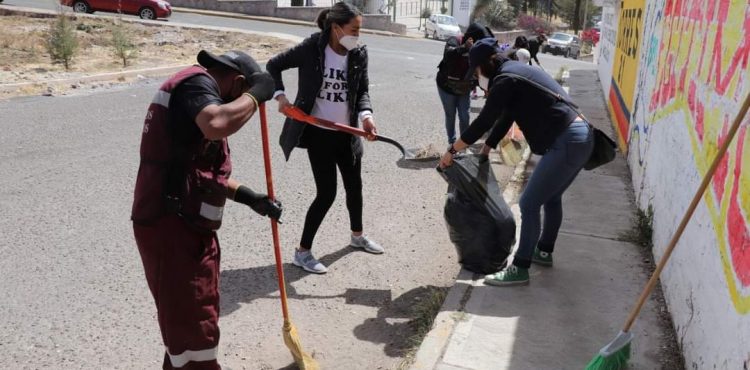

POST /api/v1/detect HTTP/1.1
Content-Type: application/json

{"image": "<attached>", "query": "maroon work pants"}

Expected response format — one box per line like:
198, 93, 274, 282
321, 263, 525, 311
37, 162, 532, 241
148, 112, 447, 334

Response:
134, 215, 221, 370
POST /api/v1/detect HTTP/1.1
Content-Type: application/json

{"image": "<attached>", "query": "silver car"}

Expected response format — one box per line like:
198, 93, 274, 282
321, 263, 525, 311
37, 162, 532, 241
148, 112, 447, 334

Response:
425, 15, 461, 41
543, 32, 582, 59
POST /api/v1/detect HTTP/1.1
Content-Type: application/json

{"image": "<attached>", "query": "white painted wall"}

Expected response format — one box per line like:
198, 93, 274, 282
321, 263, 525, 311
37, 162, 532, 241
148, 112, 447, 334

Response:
451, 0, 475, 28
609, 0, 750, 367
596, 0, 617, 95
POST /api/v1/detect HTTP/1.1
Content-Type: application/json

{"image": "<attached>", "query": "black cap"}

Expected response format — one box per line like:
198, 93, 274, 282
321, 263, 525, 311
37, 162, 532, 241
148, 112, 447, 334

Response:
464, 22, 493, 42
468, 38, 501, 74
197, 50, 261, 79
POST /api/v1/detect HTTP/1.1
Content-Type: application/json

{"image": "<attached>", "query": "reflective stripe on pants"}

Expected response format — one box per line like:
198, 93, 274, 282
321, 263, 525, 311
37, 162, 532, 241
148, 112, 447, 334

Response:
134, 215, 221, 370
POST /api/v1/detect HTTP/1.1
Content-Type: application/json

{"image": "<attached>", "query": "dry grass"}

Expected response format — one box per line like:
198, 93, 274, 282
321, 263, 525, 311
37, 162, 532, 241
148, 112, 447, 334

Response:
0, 14, 294, 97
396, 286, 449, 370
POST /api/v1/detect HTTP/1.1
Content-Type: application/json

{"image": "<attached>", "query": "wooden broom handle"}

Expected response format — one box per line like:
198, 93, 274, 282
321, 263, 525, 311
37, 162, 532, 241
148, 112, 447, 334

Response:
259, 103, 291, 321
623, 93, 750, 331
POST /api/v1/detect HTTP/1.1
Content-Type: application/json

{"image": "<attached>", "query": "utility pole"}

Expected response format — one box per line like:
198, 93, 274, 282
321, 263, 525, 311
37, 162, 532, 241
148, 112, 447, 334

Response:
419, 0, 423, 30
581, 0, 589, 33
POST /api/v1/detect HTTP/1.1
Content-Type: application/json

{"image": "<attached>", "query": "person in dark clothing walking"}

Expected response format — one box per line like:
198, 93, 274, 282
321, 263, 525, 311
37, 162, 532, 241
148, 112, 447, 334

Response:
526, 34, 547, 66
439, 38, 594, 286
435, 22, 494, 145
266, 2, 383, 274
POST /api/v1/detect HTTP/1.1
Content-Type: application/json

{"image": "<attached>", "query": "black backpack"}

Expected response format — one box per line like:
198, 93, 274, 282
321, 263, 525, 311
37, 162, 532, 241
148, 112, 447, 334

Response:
436, 36, 473, 95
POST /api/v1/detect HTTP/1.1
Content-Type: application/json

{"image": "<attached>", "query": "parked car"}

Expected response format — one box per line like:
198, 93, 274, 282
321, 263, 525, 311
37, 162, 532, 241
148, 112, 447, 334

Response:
582, 28, 600, 45
59, 0, 172, 20
424, 15, 461, 41
542, 32, 582, 59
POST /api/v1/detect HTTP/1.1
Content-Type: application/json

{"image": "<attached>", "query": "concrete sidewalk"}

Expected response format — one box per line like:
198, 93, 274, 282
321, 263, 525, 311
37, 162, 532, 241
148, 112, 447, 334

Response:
411, 70, 669, 370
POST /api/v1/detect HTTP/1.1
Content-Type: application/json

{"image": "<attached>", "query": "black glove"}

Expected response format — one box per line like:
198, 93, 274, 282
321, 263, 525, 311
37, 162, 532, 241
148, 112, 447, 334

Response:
234, 185, 283, 220
246, 72, 275, 104
250, 197, 283, 220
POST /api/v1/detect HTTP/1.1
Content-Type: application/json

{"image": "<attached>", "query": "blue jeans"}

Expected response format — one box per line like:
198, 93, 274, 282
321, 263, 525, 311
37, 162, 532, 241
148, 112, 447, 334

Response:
514, 120, 594, 268
437, 86, 471, 144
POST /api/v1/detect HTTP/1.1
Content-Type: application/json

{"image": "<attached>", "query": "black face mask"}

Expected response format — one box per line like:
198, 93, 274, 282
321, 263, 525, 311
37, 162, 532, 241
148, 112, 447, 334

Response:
222, 76, 245, 102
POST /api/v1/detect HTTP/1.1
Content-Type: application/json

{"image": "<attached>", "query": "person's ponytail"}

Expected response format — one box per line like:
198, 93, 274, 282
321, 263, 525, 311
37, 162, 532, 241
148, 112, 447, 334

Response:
316, 8, 331, 30
316, 2, 361, 31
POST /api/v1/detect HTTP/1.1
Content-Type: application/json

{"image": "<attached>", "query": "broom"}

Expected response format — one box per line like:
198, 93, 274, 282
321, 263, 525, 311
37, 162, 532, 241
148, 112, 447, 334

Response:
258, 103, 320, 370
585, 92, 750, 370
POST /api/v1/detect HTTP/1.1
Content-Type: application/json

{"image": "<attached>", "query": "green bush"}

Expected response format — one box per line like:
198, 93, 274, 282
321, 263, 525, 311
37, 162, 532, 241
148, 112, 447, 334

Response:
481, 1, 516, 30
46, 12, 79, 70
421, 7, 432, 19
111, 19, 138, 67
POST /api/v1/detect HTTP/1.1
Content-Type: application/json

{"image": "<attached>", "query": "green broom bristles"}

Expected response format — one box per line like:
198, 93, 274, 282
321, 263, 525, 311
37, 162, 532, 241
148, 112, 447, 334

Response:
584, 342, 631, 370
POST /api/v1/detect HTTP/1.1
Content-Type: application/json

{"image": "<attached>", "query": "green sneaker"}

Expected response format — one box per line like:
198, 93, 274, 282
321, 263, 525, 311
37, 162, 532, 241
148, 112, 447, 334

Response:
532, 248, 553, 266
484, 265, 529, 286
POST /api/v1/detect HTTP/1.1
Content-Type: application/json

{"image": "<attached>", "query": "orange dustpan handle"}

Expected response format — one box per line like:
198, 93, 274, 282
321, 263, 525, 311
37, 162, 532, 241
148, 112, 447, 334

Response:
259, 103, 290, 322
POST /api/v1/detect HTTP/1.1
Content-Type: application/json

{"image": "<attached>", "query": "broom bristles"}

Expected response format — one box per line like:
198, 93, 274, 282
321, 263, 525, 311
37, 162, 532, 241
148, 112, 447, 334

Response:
283, 321, 320, 370
584, 342, 631, 370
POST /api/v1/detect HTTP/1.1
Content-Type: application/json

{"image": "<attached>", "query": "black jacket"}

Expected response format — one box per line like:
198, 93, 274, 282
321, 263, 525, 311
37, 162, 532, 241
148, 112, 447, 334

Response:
436, 23, 494, 95
460, 61, 579, 155
266, 29, 372, 160
527, 37, 542, 65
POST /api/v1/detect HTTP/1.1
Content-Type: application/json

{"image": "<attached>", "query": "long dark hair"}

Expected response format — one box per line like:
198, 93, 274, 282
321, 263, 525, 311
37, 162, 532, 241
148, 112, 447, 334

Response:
316, 1, 362, 31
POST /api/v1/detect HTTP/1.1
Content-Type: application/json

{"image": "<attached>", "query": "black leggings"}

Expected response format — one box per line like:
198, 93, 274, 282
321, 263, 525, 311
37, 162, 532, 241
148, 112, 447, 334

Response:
300, 128, 363, 249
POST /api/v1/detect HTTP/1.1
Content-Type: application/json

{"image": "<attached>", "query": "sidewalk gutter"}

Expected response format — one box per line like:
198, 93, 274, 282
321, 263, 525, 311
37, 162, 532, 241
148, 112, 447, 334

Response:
409, 71, 668, 370
409, 145, 531, 370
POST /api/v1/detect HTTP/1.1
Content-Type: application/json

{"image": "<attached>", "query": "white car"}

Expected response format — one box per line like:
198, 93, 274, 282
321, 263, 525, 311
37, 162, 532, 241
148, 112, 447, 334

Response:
425, 15, 461, 41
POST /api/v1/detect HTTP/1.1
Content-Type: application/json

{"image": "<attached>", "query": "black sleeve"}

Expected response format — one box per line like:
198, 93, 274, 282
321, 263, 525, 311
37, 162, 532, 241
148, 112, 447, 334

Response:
266, 37, 312, 92
357, 47, 373, 114
459, 78, 513, 145
172, 74, 223, 122
443, 36, 468, 58
485, 111, 515, 148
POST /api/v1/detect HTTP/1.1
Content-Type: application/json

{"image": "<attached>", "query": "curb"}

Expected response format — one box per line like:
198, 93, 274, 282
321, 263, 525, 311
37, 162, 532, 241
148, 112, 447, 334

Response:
0, 65, 188, 94
409, 145, 531, 370
171, 6, 409, 38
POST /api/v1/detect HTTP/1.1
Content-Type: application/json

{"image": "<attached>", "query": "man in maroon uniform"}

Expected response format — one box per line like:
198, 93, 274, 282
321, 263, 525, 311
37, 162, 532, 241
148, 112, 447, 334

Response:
131, 50, 280, 370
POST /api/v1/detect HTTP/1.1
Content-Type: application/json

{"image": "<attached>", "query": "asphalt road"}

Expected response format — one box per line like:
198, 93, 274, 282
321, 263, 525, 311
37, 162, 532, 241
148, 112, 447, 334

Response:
0, 2, 596, 369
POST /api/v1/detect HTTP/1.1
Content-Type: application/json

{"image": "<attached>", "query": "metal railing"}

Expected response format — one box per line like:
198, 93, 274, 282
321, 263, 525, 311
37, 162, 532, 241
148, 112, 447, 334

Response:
387, 0, 447, 18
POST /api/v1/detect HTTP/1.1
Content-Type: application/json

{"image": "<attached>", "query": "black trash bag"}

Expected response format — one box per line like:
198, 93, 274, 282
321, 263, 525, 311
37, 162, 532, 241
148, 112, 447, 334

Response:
438, 155, 516, 274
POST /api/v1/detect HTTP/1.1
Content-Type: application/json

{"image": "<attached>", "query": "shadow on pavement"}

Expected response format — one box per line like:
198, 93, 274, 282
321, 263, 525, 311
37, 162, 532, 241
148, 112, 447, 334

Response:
220, 246, 353, 316
396, 157, 439, 170
352, 285, 446, 358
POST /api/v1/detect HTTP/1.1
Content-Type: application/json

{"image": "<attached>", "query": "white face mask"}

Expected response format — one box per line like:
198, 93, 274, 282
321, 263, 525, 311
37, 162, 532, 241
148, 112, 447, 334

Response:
335, 26, 359, 51
478, 74, 490, 91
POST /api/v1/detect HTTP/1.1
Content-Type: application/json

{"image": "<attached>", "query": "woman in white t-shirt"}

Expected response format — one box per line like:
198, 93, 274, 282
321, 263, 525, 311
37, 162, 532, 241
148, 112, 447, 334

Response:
267, 2, 383, 274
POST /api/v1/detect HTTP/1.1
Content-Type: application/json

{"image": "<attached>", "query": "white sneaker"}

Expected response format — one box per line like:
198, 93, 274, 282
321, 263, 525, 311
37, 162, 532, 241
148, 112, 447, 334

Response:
293, 249, 328, 274
350, 235, 384, 254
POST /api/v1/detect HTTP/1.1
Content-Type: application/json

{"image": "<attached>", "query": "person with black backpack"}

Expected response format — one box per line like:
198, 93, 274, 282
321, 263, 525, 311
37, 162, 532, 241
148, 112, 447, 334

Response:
436, 23, 494, 145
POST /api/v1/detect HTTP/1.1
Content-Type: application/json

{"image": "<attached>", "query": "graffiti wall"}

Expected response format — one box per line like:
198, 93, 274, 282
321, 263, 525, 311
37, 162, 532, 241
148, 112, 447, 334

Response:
608, 0, 645, 151
608, 0, 750, 366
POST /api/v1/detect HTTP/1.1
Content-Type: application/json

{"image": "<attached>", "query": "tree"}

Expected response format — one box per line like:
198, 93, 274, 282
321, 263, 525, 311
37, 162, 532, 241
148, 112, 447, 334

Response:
481, 1, 517, 30
471, 0, 493, 23
111, 19, 138, 67
557, 0, 599, 31
46, 10, 79, 70
572, 0, 582, 32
